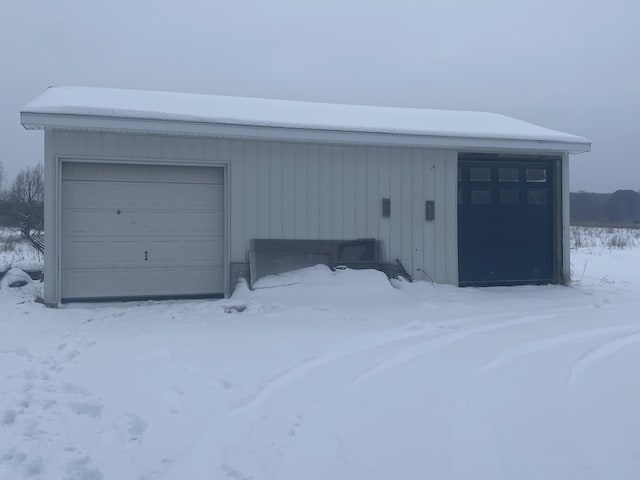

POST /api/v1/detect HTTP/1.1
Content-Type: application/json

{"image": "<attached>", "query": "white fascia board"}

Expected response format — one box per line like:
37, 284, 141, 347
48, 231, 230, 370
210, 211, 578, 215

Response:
20, 112, 592, 154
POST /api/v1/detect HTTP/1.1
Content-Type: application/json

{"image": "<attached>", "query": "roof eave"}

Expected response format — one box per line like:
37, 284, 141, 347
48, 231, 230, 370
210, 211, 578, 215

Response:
20, 111, 591, 154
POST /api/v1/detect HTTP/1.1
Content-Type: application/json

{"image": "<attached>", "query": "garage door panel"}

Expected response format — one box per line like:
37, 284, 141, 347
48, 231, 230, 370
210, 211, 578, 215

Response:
146, 165, 223, 184
62, 239, 151, 269
109, 211, 180, 235
64, 211, 160, 236
145, 239, 224, 266
178, 212, 225, 235
62, 269, 148, 298
63, 211, 107, 235
63, 181, 147, 209
176, 184, 224, 208
62, 182, 104, 208
145, 267, 225, 295
63, 163, 223, 183
146, 241, 184, 266
64, 210, 224, 237
146, 184, 188, 208
110, 241, 149, 267
62, 266, 224, 299
130, 211, 223, 235
144, 183, 223, 209
106, 165, 147, 181
105, 183, 149, 208
63, 180, 221, 211
110, 212, 149, 235
138, 212, 174, 234
62, 240, 107, 269
63, 162, 110, 181
458, 158, 556, 286
61, 162, 225, 300
184, 240, 224, 265
97, 270, 148, 295
63, 186, 223, 224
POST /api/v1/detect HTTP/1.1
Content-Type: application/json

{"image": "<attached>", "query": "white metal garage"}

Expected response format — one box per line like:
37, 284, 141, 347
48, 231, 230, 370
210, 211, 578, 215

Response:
61, 162, 225, 300
20, 86, 591, 306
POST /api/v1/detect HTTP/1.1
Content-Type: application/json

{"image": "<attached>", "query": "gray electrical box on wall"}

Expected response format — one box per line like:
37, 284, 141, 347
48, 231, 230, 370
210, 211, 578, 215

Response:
425, 201, 435, 221
382, 197, 391, 217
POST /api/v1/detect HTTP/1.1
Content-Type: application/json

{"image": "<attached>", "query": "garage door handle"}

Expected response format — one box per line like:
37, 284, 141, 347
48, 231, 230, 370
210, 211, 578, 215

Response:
144, 251, 148, 261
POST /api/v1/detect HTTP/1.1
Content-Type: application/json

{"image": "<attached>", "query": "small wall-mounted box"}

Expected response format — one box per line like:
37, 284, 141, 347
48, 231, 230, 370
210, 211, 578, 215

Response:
425, 200, 435, 221
382, 197, 391, 217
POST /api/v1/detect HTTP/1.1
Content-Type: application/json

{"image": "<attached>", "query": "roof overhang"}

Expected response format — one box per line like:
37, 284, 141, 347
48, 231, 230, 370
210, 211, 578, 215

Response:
20, 111, 591, 155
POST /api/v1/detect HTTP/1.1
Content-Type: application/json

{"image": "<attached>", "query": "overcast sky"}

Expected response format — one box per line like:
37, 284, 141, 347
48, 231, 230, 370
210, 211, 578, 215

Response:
1, 0, 638, 192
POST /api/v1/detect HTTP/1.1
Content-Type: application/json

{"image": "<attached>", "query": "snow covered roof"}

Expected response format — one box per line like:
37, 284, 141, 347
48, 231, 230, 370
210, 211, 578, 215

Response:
21, 86, 591, 153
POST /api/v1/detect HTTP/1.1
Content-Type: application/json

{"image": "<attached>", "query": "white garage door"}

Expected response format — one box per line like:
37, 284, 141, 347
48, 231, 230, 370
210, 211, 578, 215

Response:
61, 162, 225, 300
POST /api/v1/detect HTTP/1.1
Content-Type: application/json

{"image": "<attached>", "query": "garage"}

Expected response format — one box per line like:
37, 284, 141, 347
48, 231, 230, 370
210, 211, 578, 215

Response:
21, 86, 591, 305
457, 154, 559, 286
61, 162, 225, 301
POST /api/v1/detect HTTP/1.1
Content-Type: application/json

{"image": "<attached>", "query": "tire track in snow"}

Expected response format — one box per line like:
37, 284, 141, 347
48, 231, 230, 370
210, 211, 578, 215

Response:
234, 311, 547, 412
348, 313, 556, 388
444, 327, 636, 479
568, 330, 640, 383
346, 301, 618, 389
478, 325, 640, 373
222, 304, 624, 479
230, 321, 435, 411
561, 329, 640, 478
219, 312, 558, 479
448, 322, 640, 479
219, 312, 562, 479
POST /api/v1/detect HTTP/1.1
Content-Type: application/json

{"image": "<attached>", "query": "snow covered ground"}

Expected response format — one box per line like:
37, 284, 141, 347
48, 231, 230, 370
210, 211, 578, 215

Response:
1, 228, 640, 480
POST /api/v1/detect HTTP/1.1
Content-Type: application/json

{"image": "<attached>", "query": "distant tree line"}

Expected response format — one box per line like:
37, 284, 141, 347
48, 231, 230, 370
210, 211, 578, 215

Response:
0, 161, 44, 253
571, 190, 640, 226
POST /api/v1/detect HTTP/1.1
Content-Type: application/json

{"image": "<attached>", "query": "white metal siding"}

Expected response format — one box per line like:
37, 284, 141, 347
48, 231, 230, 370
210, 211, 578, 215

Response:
44, 130, 458, 303
60, 162, 224, 299
226, 140, 457, 283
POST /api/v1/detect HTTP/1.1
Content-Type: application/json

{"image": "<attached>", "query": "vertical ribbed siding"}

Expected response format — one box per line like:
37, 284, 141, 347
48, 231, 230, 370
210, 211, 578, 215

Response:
399, 148, 413, 268
47, 130, 459, 300
411, 150, 426, 281
306, 144, 320, 239
353, 147, 367, 238
243, 141, 258, 252
377, 148, 391, 262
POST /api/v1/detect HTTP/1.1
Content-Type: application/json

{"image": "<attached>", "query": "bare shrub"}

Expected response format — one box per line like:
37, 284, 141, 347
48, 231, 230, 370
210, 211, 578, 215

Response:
571, 226, 638, 250
0, 228, 21, 255
0, 237, 18, 253
608, 234, 629, 249
0, 164, 44, 253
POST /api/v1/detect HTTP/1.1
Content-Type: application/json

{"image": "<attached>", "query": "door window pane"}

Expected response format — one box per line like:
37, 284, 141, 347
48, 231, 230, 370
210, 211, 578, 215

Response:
470, 167, 491, 182
527, 190, 547, 205
526, 168, 547, 182
470, 190, 492, 205
498, 168, 519, 182
500, 190, 520, 205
